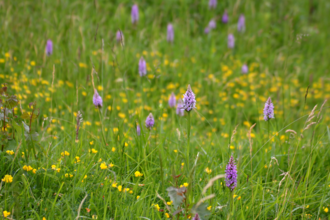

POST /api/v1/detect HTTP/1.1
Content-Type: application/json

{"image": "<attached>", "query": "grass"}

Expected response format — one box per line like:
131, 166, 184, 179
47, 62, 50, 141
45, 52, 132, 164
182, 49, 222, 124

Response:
1, 0, 330, 219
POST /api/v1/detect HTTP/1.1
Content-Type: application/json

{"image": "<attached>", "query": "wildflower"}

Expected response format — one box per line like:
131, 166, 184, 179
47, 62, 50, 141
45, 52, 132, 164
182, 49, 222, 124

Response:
6, 150, 14, 155
61, 151, 70, 156
208, 19, 216, 29
136, 124, 141, 136
131, 4, 139, 24
237, 14, 245, 32
204, 27, 210, 34
100, 162, 107, 170
46, 39, 53, 56
23, 165, 33, 171
183, 85, 196, 112
207, 206, 212, 210
2, 174, 13, 183
241, 64, 248, 74
91, 148, 98, 154
137, 195, 140, 199
228, 34, 235, 48
116, 30, 124, 43
324, 207, 329, 213
3, 211, 11, 218
205, 167, 212, 174
222, 10, 228, 23
138, 56, 147, 76
134, 171, 143, 177
118, 185, 122, 192
168, 92, 176, 108
111, 147, 116, 152
109, 163, 114, 168
192, 213, 200, 220
209, 0, 217, 9
176, 99, 185, 116
263, 97, 275, 121
167, 201, 173, 205
225, 156, 237, 191
167, 23, 174, 43
165, 213, 170, 218
152, 204, 160, 211
145, 113, 155, 129
93, 89, 103, 108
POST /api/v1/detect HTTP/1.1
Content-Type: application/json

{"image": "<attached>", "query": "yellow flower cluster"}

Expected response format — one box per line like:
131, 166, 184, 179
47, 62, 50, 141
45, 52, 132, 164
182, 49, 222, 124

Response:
2, 174, 13, 183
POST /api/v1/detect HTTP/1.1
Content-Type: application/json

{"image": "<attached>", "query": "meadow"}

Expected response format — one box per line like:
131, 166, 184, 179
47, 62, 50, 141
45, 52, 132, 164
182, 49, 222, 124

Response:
1, 0, 330, 219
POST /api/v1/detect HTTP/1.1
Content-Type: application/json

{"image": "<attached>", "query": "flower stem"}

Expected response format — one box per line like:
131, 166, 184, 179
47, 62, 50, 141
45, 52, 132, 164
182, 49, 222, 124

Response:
98, 109, 107, 146
187, 112, 191, 170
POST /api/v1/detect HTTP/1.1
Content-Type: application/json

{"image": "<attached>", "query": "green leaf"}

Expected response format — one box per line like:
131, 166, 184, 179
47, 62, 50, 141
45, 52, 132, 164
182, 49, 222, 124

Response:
166, 186, 186, 209
192, 203, 211, 220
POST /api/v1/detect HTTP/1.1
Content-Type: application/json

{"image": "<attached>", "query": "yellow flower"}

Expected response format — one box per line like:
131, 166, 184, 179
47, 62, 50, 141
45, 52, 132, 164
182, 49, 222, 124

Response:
118, 113, 126, 118
174, 150, 178, 153
2, 174, 13, 183
324, 207, 329, 213
205, 167, 212, 174
137, 195, 140, 200
109, 163, 114, 168
91, 148, 98, 154
42, 217, 46, 220
112, 182, 118, 188
33, 169, 37, 174
90, 141, 94, 145
6, 150, 14, 155
3, 211, 10, 217
230, 145, 235, 150
134, 171, 143, 177
207, 206, 212, 210
23, 165, 33, 171
152, 204, 160, 211
51, 165, 56, 170
111, 147, 116, 152
165, 213, 170, 218
61, 151, 70, 156
100, 162, 107, 170
167, 201, 173, 205
118, 185, 122, 192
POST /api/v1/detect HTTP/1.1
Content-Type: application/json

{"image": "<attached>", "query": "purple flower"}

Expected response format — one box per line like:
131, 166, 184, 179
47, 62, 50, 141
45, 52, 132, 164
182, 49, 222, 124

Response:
93, 89, 103, 108
131, 4, 139, 24
167, 23, 174, 43
46, 39, 53, 56
225, 156, 237, 191
241, 64, 248, 74
137, 124, 141, 136
182, 85, 196, 112
168, 92, 176, 108
263, 97, 275, 121
192, 213, 200, 220
176, 99, 184, 116
228, 34, 235, 49
116, 30, 124, 43
139, 57, 147, 76
204, 27, 210, 34
222, 10, 229, 23
209, 0, 217, 9
208, 19, 216, 29
145, 113, 155, 129
237, 14, 245, 32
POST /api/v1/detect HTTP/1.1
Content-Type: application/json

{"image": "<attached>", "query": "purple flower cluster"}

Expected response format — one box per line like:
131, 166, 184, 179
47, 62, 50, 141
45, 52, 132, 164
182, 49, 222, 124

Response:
46, 39, 53, 56
93, 89, 103, 108
264, 97, 275, 121
241, 64, 248, 74
222, 10, 229, 23
192, 213, 200, 220
136, 124, 141, 136
228, 34, 235, 48
209, 0, 217, 9
139, 57, 147, 76
167, 24, 174, 43
131, 4, 139, 24
176, 99, 184, 116
145, 113, 155, 129
168, 92, 176, 108
182, 85, 196, 112
237, 14, 245, 32
225, 156, 237, 191
116, 30, 124, 43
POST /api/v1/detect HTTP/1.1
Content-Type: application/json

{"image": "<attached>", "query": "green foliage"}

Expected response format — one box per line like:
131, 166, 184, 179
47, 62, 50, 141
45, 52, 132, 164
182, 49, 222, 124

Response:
1, 0, 330, 219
